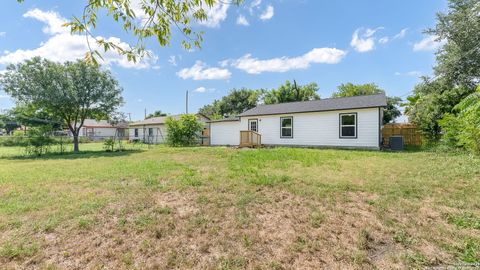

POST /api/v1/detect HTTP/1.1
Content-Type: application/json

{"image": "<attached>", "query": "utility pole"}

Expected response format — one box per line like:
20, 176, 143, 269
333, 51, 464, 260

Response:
144, 108, 147, 119
293, 79, 300, 100
127, 113, 131, 122
186, 90, 189, 114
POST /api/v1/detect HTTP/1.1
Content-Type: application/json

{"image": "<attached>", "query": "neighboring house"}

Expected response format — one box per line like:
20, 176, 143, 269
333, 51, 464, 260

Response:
129, 114, 210, 144
71, 119, 129, 140
209, 94, 387, 149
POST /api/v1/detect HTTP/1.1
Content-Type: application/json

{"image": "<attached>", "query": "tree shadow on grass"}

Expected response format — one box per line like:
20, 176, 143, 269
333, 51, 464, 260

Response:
3, 149, 145, 160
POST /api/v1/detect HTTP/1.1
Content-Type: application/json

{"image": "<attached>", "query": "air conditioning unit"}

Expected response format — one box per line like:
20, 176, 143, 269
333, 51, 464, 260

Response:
389, 136, 404, 151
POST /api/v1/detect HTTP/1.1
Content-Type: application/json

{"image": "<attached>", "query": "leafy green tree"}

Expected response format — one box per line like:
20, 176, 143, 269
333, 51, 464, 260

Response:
406, 0, 479, 141
406, 78, 471, 141
332, 83, 380, 98
165, 114, 203, 146
17, 0, 243, 64
429, 0, 480, 88
198, 100, 224, 120
264, 80, 320, 104
199, 88, 264, 119
331, 83, 401, 124
0, 57, 124, 152
146, 110, 168, 119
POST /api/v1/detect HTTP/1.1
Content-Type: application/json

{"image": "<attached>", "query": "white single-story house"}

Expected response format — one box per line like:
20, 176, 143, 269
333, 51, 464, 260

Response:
129, 114, 210, 144
71, 119, 129, 140
209, 94, 387, 149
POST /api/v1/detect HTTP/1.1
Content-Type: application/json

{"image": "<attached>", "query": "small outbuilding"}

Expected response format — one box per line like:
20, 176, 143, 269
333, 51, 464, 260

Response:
208, 94, 387, 149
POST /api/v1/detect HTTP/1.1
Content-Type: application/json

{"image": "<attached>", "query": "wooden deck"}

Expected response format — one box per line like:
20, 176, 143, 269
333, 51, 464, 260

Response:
240, 130, 262, 148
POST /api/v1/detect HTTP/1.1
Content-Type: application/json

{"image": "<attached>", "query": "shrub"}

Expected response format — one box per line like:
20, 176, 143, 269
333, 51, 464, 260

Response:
103, 137, 115, 152
24, 126, 55, 156
165, 114, 203, 147
440, 87, 480, 154
0, 131, 29, 146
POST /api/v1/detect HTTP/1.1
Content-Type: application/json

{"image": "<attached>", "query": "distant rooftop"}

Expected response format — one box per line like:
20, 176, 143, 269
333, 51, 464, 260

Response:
129, 113, 209, 126
239, 94, 387, 117
81, 119, 128, 128
129, 115, 181, 126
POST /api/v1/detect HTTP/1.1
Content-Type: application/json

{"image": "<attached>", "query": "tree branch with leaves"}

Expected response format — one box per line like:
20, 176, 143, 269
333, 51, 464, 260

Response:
17, 0, 243, 64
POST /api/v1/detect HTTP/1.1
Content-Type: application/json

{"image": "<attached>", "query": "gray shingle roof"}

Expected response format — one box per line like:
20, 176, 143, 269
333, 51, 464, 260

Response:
239, 94, 387, 117
207, 117, 240, 123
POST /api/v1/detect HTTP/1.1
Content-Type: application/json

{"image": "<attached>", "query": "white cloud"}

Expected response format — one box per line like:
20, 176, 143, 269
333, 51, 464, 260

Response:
0, 95, 10, 99
259, 5, 274, 20
413, 35, 445, 51
137, 98, 143, 103
379, 37, 389, 44
23, 9, 68, 35
236, 15, 249, 26
128, 0, 150, 22
350, 27, 383, 52
194, 87, 207, 93
378, 28, 408, 45
193, 86, 215, 93
177, 61, 231, 80
0, 32, 5, 37
395, 70, 422, 77
0, 9, 156, 69
168, 55, 177, 66
393, 28, 408, 40
229, 47, 346, 74
199, 2, 230, 28
218, 59, 230, 67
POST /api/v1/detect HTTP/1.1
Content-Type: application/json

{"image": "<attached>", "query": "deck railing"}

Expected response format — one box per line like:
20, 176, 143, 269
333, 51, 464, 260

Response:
239, 130, 262, 148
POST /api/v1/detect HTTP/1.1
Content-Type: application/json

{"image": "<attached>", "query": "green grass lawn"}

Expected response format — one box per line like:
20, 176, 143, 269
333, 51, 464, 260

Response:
0, 144, 479, 269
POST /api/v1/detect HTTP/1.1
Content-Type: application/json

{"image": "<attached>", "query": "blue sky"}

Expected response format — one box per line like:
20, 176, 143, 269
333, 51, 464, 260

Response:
0, 0, 447, 121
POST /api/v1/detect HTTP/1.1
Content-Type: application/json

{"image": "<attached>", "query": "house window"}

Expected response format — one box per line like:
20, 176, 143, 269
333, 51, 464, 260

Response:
148, 128, 154, 136
134, 128, 138, 137
340, 113, 357, 138
248, 119, 258, 132
280, 117, 293, 138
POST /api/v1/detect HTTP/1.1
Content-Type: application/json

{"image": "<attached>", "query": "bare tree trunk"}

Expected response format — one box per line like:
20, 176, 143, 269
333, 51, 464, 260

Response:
73, 133, 79, 152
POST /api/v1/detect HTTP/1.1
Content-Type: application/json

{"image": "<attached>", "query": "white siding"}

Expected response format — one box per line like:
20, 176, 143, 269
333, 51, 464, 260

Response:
129, 125, 168, 144
210, 121, 241, 146
78, 127, 118, 138
238, 108, 381, 149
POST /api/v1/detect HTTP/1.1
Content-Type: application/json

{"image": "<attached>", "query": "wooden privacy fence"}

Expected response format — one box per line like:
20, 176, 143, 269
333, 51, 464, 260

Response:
200, 128, 210, 146
382, 124, 422, 146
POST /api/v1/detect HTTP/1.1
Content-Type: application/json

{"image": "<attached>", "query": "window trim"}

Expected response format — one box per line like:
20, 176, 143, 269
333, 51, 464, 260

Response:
134, 128, 138, 137
248, 118, 258, 132
339, 113, 357, 139
280, 116, 294, 139
148, 127, 154, 136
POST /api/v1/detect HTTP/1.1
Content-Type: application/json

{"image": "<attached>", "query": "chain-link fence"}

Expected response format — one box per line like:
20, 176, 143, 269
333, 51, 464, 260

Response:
0, 135, 145, 157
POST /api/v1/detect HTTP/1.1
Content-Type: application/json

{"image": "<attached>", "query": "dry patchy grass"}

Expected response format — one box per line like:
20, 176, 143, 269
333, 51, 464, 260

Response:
0, 144, 479, 269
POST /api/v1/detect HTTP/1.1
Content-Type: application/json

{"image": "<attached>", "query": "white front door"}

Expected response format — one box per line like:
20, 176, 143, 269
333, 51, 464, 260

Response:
248, 119, 258, 132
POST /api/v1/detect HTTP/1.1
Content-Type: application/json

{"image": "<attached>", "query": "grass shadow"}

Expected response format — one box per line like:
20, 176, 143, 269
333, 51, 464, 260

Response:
3, 149, 144, 160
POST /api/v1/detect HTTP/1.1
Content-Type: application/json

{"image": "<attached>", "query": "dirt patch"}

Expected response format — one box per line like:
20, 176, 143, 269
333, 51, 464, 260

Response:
1, 190, 459, 269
